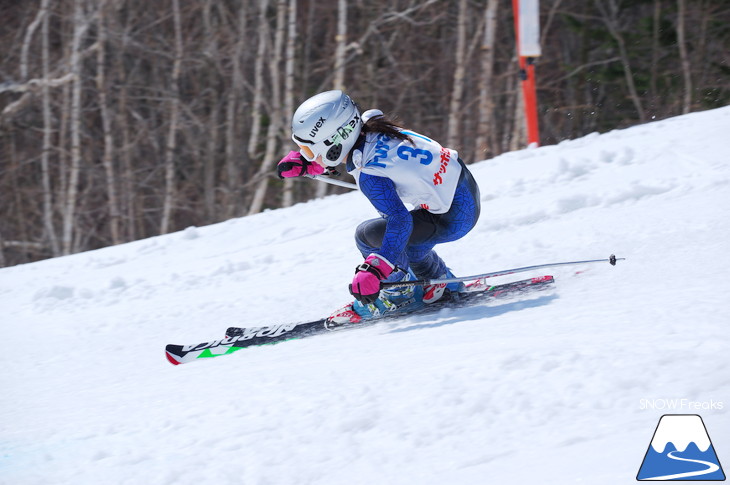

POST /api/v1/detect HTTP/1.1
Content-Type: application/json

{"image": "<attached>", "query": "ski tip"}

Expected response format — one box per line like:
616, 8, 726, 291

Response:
165, 346, 182, 366
165, 352, 181, 365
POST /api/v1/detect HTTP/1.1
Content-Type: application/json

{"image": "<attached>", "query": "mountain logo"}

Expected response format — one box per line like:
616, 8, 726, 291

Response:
637, 414, 725, 481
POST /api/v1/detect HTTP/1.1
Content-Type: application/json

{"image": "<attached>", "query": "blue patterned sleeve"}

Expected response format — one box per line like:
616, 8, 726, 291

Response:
358, 172, 412, 265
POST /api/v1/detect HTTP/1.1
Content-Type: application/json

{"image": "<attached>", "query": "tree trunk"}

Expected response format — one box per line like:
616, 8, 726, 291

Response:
117, 71, 137, 243
39, 0, 59, 256
96, 1, 121, 245
333, 0, 347, 91
475, 0, 498, 160
111, 5, 136, 242
315, 0, 349, 200
20, 0, 46, 80
676, 0, 692, 114
0, 230, 5, 267
206, 99, 221, 220
202, 0, 221, 222
282, 0, 297, 208
447, 0, 468, 149
62, 0, 89, 255
650, 0, 661, 102
510, 67, 526, 151
224, 1, 247, 218
247, 0, 269, 164
160, 0, 183, 234
58, 81, 70, 229
248, 0, 286, 215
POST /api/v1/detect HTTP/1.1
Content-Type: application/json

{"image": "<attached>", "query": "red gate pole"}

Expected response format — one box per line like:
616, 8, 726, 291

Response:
524, 58, 539, 146
512, 0, 540, 147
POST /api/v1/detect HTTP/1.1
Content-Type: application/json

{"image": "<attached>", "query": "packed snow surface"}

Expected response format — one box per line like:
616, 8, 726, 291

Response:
2, 107, 729, 484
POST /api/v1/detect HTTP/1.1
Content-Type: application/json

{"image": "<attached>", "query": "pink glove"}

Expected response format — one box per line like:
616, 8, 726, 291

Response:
276, 151, 325, 178
349, 254, 395, 304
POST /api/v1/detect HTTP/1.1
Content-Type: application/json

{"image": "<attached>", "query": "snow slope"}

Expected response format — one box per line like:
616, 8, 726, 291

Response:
2, 107, 729, 484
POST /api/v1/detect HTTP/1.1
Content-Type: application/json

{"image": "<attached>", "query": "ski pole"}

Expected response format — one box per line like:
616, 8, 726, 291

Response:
382, 254, 625, 288
305, 174, 358, 190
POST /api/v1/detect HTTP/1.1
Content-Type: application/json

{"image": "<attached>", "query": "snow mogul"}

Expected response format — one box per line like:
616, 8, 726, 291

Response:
277, 90, 481, 326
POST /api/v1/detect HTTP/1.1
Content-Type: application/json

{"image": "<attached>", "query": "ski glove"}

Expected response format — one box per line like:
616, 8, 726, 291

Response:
276, 151, 325, 179
349, 254, 395, 304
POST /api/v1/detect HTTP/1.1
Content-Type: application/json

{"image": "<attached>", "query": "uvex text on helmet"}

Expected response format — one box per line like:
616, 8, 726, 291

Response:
291, 90, 362, 167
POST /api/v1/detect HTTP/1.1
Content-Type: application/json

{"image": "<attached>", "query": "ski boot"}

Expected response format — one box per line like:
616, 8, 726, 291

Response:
325, 270, 424, 330
422, 268, 464, 304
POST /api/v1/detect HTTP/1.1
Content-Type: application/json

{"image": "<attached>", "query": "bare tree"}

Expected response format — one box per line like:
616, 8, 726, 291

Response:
62, 0, 90, 255
676, 0, 692, 114
247, 0, 269, 165
160, 0, 183, 234
650, 0, 662, 102
201, 0, 222, 222
96, 0, 121, 245
314, 0, 350, 201
20, 0, 47, 81
510, 74, 526, 152
0, 230, 5, 267
333, 0, 347, 91
39, 0, 59, 256
475, 0, 499, 160
248, 0, 286, 215
224, 1, 248, 217
447, 0, 468, 149
282, 0, 298, 208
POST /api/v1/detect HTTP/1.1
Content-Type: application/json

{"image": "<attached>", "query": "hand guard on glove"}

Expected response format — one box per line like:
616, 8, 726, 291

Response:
349, 254, 395, 304
276, 151, 325, 179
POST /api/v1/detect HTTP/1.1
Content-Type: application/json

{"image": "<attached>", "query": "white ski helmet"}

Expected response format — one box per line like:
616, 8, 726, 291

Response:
291, 90, 362, 167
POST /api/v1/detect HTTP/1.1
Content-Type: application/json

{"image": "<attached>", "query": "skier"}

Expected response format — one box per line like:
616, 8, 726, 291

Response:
277, 90, 481, 325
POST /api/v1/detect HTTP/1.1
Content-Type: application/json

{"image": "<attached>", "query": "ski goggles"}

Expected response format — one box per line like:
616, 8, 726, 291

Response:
292, 135, 342, 165
292, 135, 323, 162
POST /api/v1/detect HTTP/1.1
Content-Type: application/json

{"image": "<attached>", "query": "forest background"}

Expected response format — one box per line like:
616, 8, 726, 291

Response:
0, 0, 728, 266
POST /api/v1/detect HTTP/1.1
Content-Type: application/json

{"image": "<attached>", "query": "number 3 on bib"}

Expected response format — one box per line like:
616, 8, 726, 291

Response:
397, 146, 433, 165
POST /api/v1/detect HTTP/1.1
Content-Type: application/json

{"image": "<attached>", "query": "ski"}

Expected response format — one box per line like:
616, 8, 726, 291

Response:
225, 274, 555, 337
165, 275, 555, 366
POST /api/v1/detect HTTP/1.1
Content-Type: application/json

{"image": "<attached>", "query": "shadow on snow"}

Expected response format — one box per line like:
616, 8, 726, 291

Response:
387, 294, 559, 334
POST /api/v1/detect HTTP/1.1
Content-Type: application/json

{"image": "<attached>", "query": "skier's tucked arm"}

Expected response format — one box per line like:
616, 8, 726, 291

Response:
358, 172, 413, 265
349, 172, 412, 304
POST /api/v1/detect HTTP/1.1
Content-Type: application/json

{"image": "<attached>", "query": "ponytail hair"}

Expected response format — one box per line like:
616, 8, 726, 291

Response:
361, 109, 413, 144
